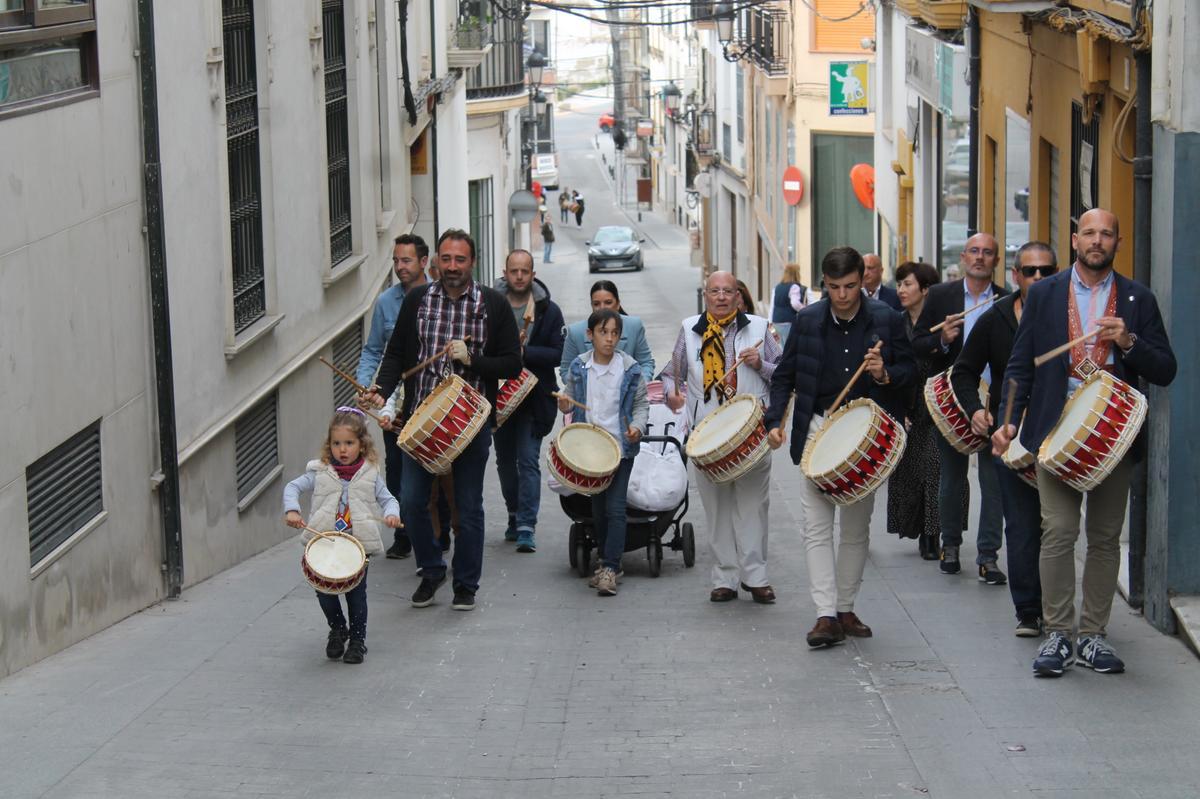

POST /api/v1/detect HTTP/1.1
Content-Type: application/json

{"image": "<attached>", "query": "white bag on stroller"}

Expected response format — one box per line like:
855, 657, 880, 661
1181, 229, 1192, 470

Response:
627, 404, 688, 512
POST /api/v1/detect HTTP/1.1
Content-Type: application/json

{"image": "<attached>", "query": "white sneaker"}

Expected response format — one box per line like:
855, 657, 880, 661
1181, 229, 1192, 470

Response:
594, 567, 618, 596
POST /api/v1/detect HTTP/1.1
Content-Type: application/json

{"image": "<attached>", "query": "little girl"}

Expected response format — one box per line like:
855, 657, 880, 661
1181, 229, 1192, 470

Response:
283, 407, 401, 664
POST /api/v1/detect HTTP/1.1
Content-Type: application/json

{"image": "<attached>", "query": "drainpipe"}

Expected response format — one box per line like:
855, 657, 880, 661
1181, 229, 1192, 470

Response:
1126, 47, 1153, 610
966, 6, 980, 236
136, 0, 183, 598
430, 0, 441, 235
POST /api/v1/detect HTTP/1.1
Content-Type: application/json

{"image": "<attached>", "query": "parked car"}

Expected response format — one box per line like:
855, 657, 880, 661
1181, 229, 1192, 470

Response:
532, 152, 559, 190
587, 226, 645, 272
598, 111, 615, 132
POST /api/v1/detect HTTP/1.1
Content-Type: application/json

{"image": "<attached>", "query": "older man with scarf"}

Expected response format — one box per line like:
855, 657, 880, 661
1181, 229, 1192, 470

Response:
665, 271, 783, 604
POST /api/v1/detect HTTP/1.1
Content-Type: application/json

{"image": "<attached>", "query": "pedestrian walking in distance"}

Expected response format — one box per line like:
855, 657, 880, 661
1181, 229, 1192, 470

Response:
559, 189, 571, 223
541, 218, 555, 263
282, 407, 402, 665
572, 190, 585, 227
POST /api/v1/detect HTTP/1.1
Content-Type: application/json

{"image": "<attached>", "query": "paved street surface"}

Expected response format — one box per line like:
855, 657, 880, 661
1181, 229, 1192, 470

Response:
3, 96, 1199, 799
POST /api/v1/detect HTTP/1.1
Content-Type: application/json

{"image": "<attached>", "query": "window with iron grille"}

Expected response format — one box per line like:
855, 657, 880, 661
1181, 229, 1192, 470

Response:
0, 0, 98, 120
1070, 102, 1099, 262
468, 178, 494, 284
26, 420, 103, 567
235, 393, 278, 503
224, 0, 266, 333
323, 0, 352, 265
735, 67, 744, 143
332, 322, 364, 409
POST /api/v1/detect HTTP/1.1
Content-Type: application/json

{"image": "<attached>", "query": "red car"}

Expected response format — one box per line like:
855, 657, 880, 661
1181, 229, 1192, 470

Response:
598, 111, 615, 131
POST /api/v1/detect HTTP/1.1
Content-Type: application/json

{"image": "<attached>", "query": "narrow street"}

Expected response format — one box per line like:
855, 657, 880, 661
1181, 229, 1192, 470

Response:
2, 103, 1199, 799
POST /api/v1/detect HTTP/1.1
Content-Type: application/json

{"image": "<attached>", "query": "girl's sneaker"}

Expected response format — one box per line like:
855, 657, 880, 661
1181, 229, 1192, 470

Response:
595, 567, 618, 596
326, 627, 349, 660
343, 638, 367, 665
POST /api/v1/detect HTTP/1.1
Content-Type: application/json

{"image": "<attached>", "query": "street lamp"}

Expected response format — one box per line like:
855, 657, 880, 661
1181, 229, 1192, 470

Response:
713, 1, 749, 63
524, 52, 548, 191
527, 51, 545, 86
533, 88, 548, 116
662, 81, 681, 117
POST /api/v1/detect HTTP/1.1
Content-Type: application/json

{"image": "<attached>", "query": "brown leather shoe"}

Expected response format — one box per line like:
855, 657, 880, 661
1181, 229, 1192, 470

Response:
710, 587, 738, 602
740, 582, 776, 604
806, 616, 845, 647
837, 611, 873, 637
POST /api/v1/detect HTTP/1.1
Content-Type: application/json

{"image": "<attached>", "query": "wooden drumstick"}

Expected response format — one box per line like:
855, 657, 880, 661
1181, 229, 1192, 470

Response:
930, 296, 997, 333
552, 391, 590, 412
1001, 378, 1018, 431
1033, 329, 1100, 367
714, 338, 764, 386
402, 335, 473, 379
319, 356, 371, 394
829, 340, 883, 414
302, 525, 335, 540
521, 295, 536, 337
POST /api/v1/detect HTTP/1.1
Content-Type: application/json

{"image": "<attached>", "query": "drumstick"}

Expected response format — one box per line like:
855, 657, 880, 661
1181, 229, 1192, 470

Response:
552, 391, 590, 412
930, 296, 997, 333
829, 340, 883, 414
1033, 329, 1100, 368
316, 357, 392, 426
302, 525, 335, 540
402, 335, 473, 379
714, 338, 764, 386
521, 295, 536, 336
1001, 378, 1018, 431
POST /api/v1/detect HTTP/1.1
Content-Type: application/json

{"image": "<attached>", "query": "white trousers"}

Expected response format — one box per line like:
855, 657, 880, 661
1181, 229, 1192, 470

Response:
695, 454, 771, 590
798, 414, 876, 617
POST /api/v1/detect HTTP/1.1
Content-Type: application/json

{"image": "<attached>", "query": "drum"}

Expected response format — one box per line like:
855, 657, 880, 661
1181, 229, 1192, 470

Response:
1001, 423, 1039, 488
924, 367, 989, 454
1038, 371, 1147, 492
547, 423, 621, 495
685, 394, 768, 484
302, 532, 367, 595
801, 398, 907, 506
494, 369, 539, 428
398, 374, 491, 474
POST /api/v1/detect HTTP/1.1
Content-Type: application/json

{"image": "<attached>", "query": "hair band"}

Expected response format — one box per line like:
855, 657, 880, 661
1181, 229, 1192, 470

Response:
335, 406, 366, 417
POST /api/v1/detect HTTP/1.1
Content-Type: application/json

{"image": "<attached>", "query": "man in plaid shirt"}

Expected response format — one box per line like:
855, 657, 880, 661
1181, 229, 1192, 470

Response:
368, 229, 522, 611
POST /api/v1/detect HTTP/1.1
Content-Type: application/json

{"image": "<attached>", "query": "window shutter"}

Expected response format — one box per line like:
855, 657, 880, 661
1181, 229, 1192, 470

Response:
812, 0, 875, 53
235, 394, 279, 502
27, 421, 103, 566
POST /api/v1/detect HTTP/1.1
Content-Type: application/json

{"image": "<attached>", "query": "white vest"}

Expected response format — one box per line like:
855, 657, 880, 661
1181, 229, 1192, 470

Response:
304, 459, 385, 556
681, 314, 772, 428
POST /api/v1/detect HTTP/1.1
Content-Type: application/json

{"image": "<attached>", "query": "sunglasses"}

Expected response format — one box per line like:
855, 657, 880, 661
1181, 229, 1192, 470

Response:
1019, 265, 1057, 278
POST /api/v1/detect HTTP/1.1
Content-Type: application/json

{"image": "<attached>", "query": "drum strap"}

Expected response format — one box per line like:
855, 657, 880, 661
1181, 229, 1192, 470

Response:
1067, 281, 1117, 379
701, 311, 738, 402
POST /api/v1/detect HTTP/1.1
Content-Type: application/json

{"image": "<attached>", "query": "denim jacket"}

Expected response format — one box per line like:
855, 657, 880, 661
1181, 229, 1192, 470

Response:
563, 350, 649, 458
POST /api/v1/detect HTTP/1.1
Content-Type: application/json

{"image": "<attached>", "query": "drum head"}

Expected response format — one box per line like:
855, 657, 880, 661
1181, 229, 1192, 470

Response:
306, 535, 364, 580
1045, 377, 1107, 455
558, 424, 620, 476
687, 396, 758, 458
808, 404, 874, 475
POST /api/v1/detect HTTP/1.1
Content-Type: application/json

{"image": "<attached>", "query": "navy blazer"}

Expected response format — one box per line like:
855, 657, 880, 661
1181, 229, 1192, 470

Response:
1003, 269, 1176, 455
912, 278, 1010, 375
765, 298, 916, 465
873, 285, 902, 312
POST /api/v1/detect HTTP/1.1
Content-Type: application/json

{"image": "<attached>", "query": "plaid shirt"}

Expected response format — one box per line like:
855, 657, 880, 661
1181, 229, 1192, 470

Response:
414, 281, 488, 402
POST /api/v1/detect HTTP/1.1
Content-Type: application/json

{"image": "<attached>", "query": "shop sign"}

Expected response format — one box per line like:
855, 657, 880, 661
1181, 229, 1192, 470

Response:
906, 25, 968, 120
829, 62, 870, 116
636, 119, 654, 137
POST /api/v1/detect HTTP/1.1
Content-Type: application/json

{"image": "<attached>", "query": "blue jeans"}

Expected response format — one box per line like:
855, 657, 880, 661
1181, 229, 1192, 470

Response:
400, 427, 492, 593
492, 407, 543, 536
543, 241, 553, 262
992, 456, 1043, 619
937, 435, 1002, 564
317, 564, 368, 639
382, 430, 409, 547
592, 457, 634, 571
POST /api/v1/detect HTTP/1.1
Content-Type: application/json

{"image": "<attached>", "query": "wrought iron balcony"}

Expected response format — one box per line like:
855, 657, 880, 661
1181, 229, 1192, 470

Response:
447, 17, 493, 69
463, 8, 526, 100
732, 5, 789, 76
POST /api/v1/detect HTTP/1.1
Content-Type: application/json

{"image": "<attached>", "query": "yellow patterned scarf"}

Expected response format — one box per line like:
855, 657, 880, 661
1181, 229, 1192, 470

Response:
701, 310, 738, 400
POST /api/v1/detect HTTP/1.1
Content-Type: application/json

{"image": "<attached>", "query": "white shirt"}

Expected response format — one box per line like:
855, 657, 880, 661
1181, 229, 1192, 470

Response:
584, 353, 623, 441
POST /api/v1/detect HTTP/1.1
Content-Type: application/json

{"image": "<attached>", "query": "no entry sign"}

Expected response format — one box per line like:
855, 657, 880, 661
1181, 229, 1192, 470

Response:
782, 166, 804, 206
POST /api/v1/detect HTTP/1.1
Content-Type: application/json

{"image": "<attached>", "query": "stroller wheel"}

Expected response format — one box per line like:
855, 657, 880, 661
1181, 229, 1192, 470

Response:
681, 522, 696, 568
570, 523, 591, 578
647, 541, 662, 578
568, 523, 580, 569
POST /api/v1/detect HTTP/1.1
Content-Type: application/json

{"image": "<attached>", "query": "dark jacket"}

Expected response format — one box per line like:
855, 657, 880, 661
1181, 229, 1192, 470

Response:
765, 298, 916, 465
772, 281, 805, 324
1003, 268, 1176, 456
493, 276, 566, 437
912, 278, 1010, 375
374, 282, 523, 422
951, 293, 1019, 431
874, 285, 902, 311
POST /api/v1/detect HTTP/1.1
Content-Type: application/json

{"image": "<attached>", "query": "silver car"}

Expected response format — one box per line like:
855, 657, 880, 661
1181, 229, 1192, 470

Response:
587, 226, 645, 273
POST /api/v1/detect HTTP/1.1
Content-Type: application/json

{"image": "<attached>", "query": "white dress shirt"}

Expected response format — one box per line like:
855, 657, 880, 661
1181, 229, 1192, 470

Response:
584, 353, 623, 441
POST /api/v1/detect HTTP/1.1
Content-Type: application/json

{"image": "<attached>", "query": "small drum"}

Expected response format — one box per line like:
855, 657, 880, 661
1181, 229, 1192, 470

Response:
1038, 371, 1147, 492
494, 369, 539, 428
925, 367, 989, 454
302, 532, 367, 595
547, 423, 621, 495
399, 374, 491, 474
801, 398, 907, 506
1001, 423, 1039, 488
685, 394, 768, 484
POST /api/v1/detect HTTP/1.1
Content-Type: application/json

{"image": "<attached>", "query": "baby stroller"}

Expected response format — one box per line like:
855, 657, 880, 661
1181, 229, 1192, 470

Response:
558, 405, 696, 577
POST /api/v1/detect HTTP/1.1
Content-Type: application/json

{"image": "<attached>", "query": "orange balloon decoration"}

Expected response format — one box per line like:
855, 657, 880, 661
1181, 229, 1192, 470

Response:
850, 163, 875, 210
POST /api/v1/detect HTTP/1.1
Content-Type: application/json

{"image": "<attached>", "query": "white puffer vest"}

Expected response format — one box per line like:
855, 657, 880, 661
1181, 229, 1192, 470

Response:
682, 313, 772, 428
304, 459, 385, 556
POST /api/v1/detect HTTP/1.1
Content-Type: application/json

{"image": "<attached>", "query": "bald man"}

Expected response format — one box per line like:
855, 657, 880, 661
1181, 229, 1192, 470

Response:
994, 208, 1176, 677
913, 232, 1010, 581
862, 254, 901, 310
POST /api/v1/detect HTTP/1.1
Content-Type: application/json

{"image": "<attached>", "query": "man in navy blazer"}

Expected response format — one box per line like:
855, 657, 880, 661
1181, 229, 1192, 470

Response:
765, 247, 915, 647
863, 253, 902, 311
994, 209, 1176, 678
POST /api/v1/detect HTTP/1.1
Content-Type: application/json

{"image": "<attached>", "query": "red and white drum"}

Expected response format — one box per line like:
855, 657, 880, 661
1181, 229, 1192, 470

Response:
925, 367, 989, 454
1038, 371, 1147, 492
1001, 422, 1038, 488
685, 394, 768, 484
302, 532, 367, 595
494, 369, 539, 428
801, 399, 907, 506
399, 374, 491, 475
547, 423, 621, 495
